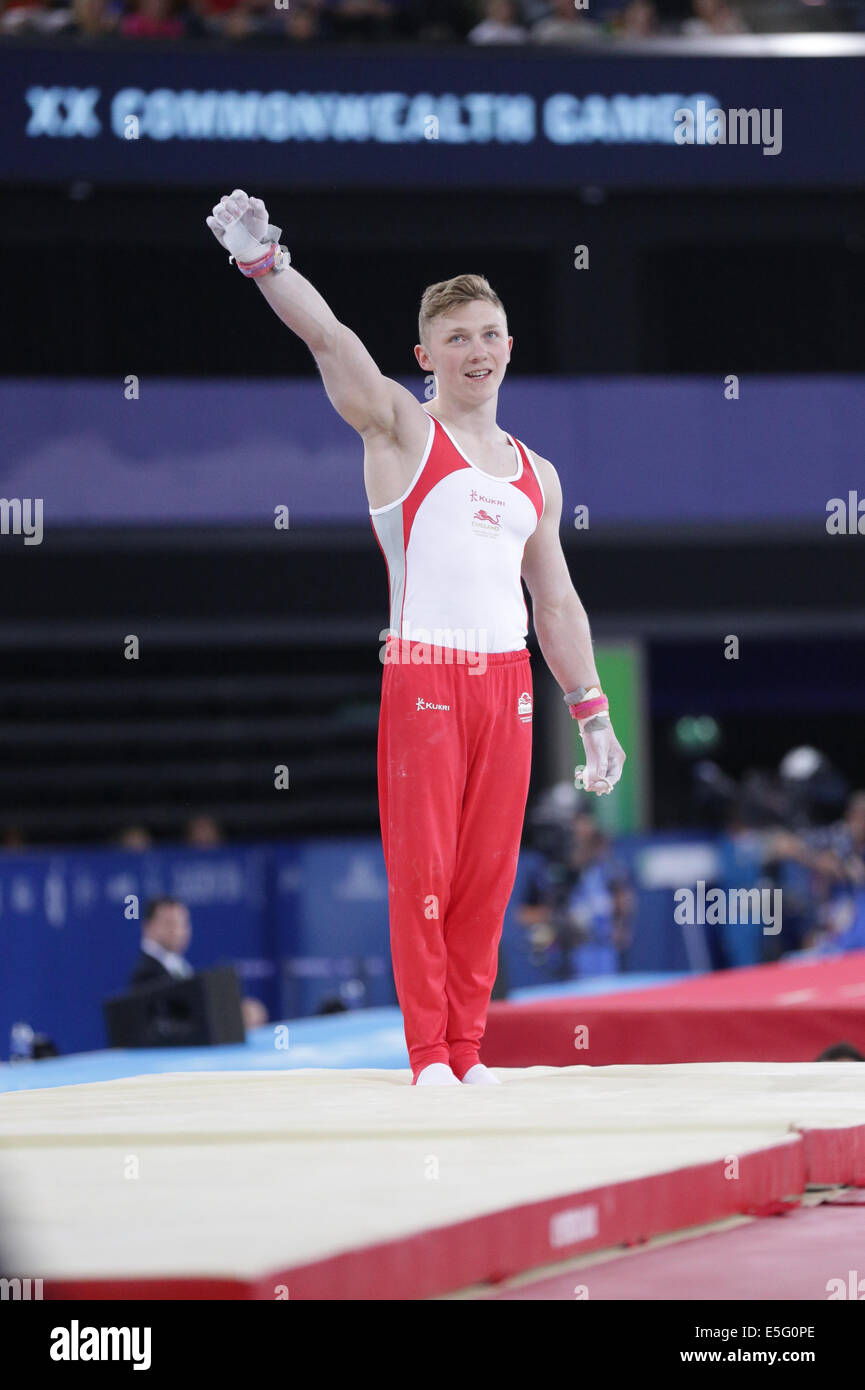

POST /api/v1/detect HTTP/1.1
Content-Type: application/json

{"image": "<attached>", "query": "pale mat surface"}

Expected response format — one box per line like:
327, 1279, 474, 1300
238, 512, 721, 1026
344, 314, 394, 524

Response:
0, 1063, 863, 1279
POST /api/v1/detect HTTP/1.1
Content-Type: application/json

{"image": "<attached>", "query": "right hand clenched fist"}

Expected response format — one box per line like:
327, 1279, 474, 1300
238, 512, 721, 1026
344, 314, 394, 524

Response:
206, 190, 272, 263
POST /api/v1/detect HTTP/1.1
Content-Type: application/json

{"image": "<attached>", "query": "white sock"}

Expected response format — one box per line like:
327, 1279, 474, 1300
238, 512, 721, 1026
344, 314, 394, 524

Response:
415, 1062, 460, 1086
460, 1063, 501, 1085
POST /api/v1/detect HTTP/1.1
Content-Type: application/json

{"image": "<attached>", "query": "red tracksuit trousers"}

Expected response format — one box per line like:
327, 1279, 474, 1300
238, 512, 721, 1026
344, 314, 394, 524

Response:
377, 640, 533, 1082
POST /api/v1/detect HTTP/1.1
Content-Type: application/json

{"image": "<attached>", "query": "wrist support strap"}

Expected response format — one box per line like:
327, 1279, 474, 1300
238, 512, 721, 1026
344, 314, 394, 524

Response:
563, 685, 609, 727
235, 242, 279, 278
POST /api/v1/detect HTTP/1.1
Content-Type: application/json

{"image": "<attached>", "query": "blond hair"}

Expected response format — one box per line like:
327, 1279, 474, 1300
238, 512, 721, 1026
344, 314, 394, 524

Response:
418, 273, 506, 349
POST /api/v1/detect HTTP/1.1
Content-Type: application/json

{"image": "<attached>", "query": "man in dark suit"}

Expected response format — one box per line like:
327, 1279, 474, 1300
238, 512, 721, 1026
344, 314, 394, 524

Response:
130, 897, 195, 988
129, 896, 269, 1030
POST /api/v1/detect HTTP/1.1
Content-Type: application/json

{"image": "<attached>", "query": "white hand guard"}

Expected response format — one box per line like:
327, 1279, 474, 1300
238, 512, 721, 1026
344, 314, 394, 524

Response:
575, 717, 626, 795
206, 190, 283, 263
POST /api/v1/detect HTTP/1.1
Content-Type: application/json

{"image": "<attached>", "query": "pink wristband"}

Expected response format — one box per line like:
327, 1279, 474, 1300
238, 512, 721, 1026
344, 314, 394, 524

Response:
235, 243, 278, 278
568, 694, 609, 722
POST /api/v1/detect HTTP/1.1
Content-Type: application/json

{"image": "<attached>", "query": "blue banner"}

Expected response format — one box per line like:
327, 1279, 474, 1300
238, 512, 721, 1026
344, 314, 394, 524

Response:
2, 42, 864, 188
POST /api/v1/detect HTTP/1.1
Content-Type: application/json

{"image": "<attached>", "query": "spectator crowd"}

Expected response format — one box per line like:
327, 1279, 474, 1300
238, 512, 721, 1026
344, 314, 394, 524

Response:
3, 0, 865, 45
516, 766, 865, 984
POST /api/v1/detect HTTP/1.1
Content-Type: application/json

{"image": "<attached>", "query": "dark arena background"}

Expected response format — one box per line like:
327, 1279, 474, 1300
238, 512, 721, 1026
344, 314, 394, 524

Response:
2, 0, 865, 1347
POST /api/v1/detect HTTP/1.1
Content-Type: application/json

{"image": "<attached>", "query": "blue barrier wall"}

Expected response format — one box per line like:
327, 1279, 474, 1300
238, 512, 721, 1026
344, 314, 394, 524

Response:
0, 832, 733, 1059
272, 841, 394, 1017
0, 846, 275, 1057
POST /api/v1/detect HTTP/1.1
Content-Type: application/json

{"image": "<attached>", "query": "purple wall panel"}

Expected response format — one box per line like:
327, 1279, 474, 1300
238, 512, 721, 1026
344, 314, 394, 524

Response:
2, 376, 861, 527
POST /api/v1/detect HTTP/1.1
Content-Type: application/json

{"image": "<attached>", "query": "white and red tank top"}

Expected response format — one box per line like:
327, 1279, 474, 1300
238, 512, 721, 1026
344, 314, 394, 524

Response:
370, 407, 545, 654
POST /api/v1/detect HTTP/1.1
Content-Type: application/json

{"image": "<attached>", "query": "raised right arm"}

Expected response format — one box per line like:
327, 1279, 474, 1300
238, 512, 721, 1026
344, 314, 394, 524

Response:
254, 263, 424, 442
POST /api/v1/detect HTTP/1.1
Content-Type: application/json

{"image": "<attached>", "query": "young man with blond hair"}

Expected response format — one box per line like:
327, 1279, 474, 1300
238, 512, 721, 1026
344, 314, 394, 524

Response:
207, 190, 626, 1086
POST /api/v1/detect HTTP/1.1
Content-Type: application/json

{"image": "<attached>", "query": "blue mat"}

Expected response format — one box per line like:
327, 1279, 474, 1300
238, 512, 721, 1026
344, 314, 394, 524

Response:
0, 973, 685, 1093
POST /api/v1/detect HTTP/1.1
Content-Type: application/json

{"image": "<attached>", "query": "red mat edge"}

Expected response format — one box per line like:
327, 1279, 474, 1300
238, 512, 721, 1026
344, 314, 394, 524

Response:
480, 1005, 865, 1066
44, 1123, 865, 1302
797, 1121, 865, 1186
44, 1277, 251, 1301
43, 1138, 804, 1301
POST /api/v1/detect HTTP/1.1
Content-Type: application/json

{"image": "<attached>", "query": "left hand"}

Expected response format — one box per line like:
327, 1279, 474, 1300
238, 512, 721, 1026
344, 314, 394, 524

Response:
577, 715, 626, 795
